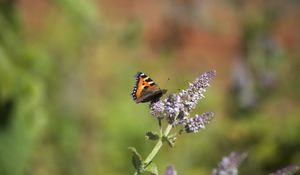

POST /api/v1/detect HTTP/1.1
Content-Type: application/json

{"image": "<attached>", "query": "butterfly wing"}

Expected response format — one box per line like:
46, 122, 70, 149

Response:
139, 88, 167, 103
132, 72, 167, 103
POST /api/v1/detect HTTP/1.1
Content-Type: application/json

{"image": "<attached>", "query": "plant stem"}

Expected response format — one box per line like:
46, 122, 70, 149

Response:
163, 123, 173, 136
158, 118, 163, 136
143, 124, 173, 166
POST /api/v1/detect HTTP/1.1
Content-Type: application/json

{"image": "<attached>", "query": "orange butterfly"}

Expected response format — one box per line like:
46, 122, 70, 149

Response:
132, 72, 167, 103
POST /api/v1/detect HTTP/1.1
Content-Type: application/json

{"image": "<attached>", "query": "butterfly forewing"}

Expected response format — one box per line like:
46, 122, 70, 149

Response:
132, 72, 167, 103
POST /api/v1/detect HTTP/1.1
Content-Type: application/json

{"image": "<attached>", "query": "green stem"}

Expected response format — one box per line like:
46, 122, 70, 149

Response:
163, 124, 173, 136
158, 118, 163, 136
143, 124, 173, 166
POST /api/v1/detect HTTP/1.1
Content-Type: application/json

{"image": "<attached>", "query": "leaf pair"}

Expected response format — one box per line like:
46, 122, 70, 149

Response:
146, 131, 177, 148
129, 147, 158, 175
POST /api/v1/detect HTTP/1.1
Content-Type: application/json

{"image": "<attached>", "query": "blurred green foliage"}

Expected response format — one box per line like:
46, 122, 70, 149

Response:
0, 0, 300, 175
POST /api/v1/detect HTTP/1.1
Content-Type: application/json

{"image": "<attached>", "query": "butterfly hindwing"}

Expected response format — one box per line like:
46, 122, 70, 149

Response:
132, 72, 167, 103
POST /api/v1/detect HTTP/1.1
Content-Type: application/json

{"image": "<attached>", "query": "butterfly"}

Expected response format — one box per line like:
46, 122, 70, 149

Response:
131, 72, 167, 103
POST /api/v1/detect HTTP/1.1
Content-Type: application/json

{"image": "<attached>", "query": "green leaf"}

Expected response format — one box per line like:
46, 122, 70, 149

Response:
129, 147, 143, 172
145, 162, 159, 175
145, 131, 160, 141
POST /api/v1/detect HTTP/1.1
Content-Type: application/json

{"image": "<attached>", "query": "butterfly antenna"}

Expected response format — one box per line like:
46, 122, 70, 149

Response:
163, 78, 182, 92
163, 77, 170, 90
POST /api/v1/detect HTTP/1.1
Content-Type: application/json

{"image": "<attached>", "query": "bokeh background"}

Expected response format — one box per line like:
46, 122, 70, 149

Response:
0, 0, 300, 175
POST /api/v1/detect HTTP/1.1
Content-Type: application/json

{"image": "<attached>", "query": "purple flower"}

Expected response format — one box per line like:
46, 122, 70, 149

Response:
184, 112, 214, 133
270, 165, 299, 175
212, 152, 247, 175
163, 94, 183, 124
179, 70, 216, 114
165, 165, 177, 175
150, 101, 165, 118
149, 70, 216, 126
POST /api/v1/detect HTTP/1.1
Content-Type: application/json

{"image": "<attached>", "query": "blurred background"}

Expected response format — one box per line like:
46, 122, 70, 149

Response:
0, 0, 300, 174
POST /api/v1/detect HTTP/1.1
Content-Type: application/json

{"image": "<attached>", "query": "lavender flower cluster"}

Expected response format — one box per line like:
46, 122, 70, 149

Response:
211, 152, 299, 175
163, 154, 299, 175
270, 165, 299, 175
212, 152, 248, 175
184, 112, 214, 133
150, 70, 216, 133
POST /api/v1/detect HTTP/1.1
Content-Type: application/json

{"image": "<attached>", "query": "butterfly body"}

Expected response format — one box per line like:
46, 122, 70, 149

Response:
132, 72, 167, 103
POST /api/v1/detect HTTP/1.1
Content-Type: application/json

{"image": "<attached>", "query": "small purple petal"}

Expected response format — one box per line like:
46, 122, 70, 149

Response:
165, 165, 177, 175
